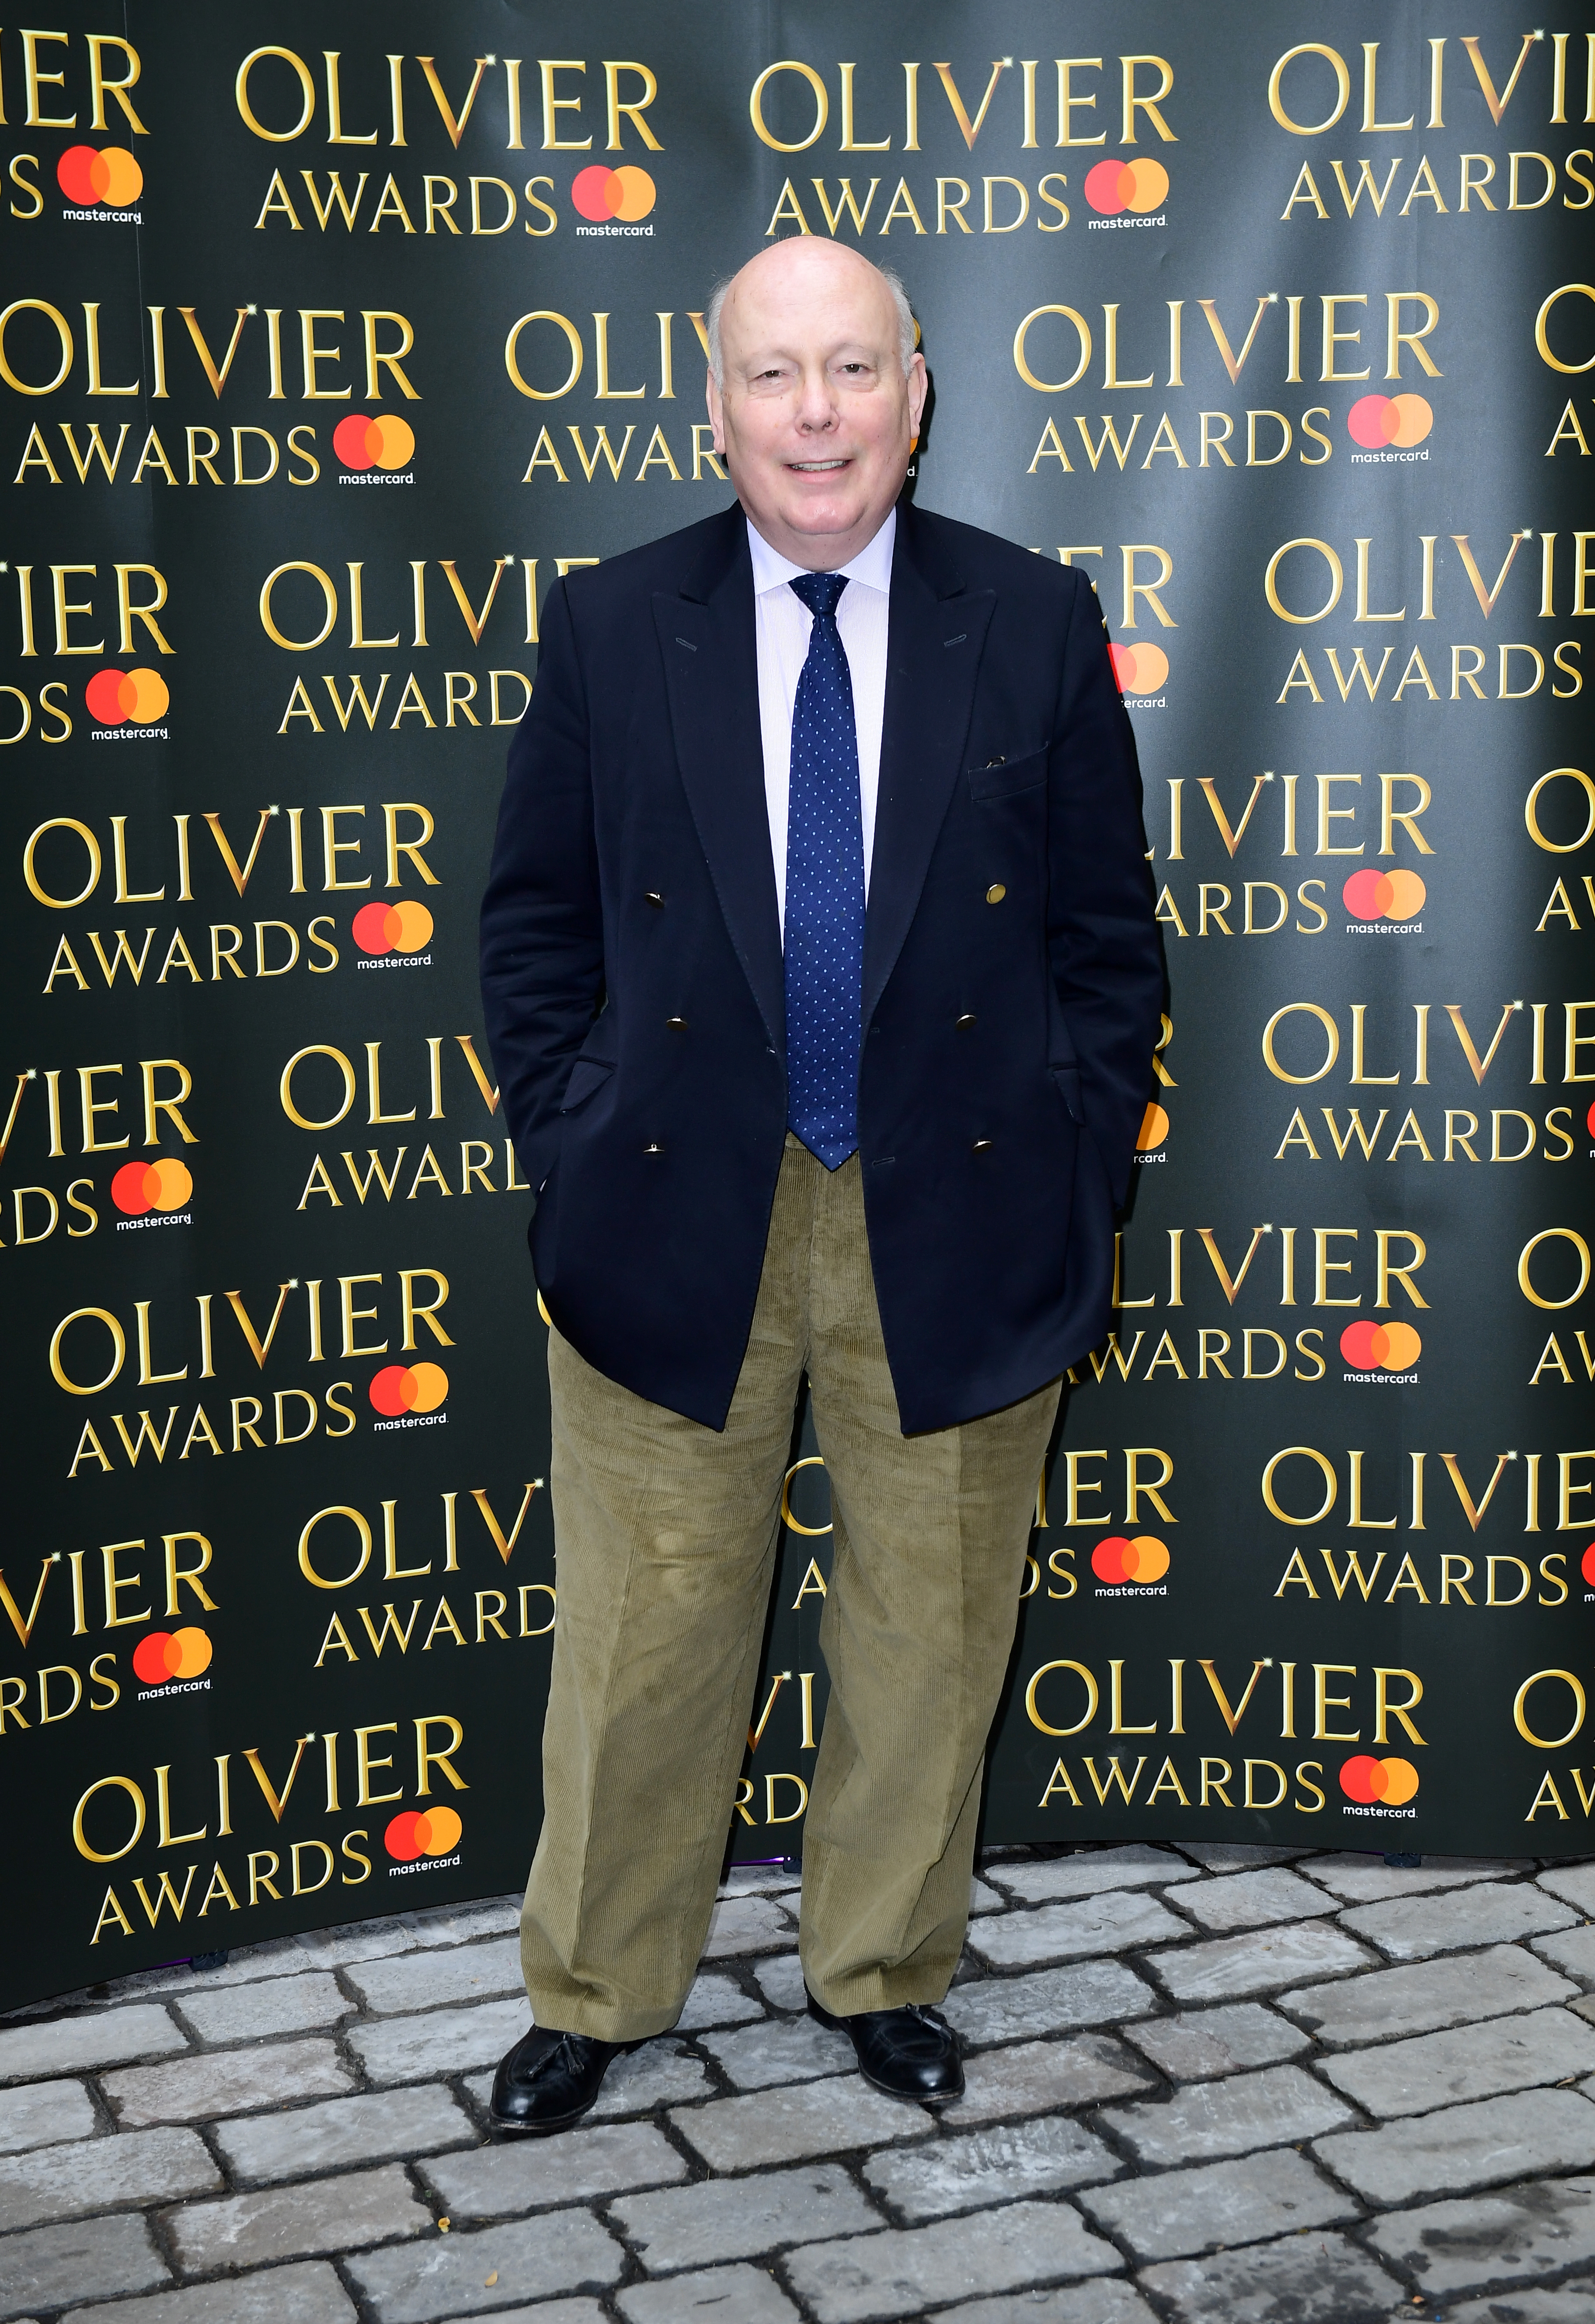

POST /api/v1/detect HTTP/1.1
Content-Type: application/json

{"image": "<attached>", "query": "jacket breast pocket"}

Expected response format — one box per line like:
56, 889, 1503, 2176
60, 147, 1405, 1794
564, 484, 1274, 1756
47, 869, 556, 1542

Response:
560, 1056, 614, 1113
968, 746, 1048, 802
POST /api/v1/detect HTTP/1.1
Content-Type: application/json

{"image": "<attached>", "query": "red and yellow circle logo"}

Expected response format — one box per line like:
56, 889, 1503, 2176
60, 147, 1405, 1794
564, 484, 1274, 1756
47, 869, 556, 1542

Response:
1340, 1754, 1418, 1805
86, 667, 168, 727
385, 1805, 462, 1860
1348, 394, 1432, 449
1091, 1533, 1170, 1584
111, 1157, 193, 1215
1135, 1102, 1170, 1151
1340, 1320, 1421, 1373
57, 145, 142, 207
353, 900, 433, 956
571, 164, 655, 221
132, 1627, 212, 1686
369, 1362, 449, 1417
1343, 869, 1425, 923
1084, 157, 1168, 215
1581, 1542, 1595, 1585
1110, 642, 1169, 697
333, 413, 415, 472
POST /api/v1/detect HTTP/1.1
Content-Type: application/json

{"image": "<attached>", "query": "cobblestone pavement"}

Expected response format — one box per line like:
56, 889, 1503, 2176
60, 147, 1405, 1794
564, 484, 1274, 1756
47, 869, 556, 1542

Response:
6, 1844, 1595, 2323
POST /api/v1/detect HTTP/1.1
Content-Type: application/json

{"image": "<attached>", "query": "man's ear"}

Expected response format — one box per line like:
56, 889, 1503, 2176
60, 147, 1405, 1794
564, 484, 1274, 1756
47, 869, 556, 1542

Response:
705, 366, 725, 457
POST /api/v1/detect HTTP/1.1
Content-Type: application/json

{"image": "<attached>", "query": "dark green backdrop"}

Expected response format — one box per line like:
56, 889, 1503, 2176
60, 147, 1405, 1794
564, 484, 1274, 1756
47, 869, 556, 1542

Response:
2, 0, 1592, 2008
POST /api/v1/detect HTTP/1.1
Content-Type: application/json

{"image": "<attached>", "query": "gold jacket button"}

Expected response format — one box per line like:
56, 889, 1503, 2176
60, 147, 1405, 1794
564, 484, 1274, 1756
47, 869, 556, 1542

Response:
986, 883, 1006, 904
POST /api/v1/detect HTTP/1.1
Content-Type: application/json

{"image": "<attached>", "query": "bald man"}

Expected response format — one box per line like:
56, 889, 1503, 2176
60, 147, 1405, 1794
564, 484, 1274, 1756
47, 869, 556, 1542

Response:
481, 239, 1161, 2132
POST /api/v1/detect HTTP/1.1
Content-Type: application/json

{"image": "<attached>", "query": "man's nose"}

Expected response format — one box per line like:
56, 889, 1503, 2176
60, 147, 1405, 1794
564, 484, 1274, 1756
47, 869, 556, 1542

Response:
794, 370, 839, 428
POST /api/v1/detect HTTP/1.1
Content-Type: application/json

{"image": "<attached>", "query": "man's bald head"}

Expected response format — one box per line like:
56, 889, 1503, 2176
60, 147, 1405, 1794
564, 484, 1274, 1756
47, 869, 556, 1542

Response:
707, 241, 915, 389
703, 237, 927, 570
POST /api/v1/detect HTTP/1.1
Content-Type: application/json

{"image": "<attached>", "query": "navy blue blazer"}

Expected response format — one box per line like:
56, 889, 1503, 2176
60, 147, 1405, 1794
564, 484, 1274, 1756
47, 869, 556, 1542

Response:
480, 499, 1162, 1434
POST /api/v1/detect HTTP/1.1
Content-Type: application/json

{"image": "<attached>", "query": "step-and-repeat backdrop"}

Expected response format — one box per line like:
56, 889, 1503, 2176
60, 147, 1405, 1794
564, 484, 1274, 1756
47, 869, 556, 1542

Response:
2, 0, 1592, 2006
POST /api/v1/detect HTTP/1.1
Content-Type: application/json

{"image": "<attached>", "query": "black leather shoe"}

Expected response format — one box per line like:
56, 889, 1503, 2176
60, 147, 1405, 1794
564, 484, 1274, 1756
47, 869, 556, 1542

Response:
490, 2026, 625, 2135
807, 1989, 964, 2104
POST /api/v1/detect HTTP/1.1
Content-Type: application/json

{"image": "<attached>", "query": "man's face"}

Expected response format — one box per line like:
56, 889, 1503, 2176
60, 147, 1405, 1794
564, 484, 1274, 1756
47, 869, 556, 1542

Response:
707, 244, 928, 570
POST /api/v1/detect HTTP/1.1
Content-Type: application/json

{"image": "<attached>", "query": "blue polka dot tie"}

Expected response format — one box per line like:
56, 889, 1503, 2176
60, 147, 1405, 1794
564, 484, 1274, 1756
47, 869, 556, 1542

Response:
784, 572, 864, 1170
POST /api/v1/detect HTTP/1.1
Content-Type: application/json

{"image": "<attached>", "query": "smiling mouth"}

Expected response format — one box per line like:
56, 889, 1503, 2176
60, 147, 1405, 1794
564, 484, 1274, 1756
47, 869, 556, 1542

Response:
787, 457, 850, 471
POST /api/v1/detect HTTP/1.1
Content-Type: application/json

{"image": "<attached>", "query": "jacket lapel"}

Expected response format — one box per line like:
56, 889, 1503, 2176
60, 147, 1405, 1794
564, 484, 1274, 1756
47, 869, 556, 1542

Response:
864, 505, 994, 1029
653, 511, 786, 1059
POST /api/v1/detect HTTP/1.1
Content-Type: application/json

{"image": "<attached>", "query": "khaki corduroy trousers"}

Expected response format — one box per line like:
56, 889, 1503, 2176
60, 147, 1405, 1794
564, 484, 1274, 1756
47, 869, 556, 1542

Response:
520, 1133, 1060, 2041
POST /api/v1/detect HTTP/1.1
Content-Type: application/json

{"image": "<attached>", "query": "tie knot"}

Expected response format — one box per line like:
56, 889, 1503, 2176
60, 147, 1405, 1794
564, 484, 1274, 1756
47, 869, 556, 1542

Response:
790, 571, 848, 621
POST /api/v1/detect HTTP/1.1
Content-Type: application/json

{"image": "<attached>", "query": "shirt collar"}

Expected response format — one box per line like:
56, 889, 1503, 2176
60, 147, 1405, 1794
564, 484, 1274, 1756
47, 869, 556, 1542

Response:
747, 506, 897, 599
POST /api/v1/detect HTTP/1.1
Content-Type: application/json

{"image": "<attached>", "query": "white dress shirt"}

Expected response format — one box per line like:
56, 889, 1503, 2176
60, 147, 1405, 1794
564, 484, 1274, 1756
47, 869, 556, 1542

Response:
747, 509, 895, 938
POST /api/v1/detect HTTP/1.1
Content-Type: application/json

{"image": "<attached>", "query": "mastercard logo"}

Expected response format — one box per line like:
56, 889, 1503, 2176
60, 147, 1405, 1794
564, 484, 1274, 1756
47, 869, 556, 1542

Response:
1344, 869, 1425, 923
86, 667, 168, 727
333, 413, 415, 472
1091, 1533, 1170, 1584
111, 1157, 192, 1215
385, 1805, 462, 1861
57, 145, 142, 207
1341, 1319, 1421, 1373
353, 900, 433, 956
132, 1627, 212, 1686
1135, 1102, 1169, 1151
1348, 394, 1432, 450
572, 164, 655, 221
1582, 1542, 1595, 1585
370, 1361, 448, 1417
1110, 642, 1169, 697
1084, 156, 1168, 216
1340, 1754, 1418, 1805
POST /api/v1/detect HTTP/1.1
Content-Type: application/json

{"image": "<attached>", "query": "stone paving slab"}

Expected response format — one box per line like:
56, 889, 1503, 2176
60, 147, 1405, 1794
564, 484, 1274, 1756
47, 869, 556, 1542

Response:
1314, 2087, 1595, 2206
421, 2118, 686, 2216
700, 1897, 794, 1957
0, 2214, 167, 2319
862, 2113, 1122, 2216
164, 2161, 431, 2272
70, 2259, 359, 2323
340, 1937, 525, 2016
612, 2162, 880, 2273
945, 2034, 1153, 2125
172, 1972, 351, 2045
699, 2013, 855, 2090
1445, 2288, 1595, 2323
941, 1959, 1155, 2048
670, 2074, 933, 2172
1539, 1864, 1595, 1916
935, 2288, 1158, 2324
1366, 2173, 1595, 2297
675, 1974, 765, 2031
0, 2125, 219, 2230
1169, 1866, 1333, 1933
1139, 2230, 1404, 2322
1173, 1844, 1306, 1869
0, 2006, 184, 2084
616, 2261, 801, 2321
1103, 2062, 1357, 2165
1341, 1883, 1578, 1962
346, 2212, 623, 2319
346, 1995, 529, 2085
1302, 1855, 1519, 1904
102, 2036, 354, 2125
1078, 2146, 1358, 2261
215, 2084, 477, 2184
1281, 1942, 1576, 2047
784, 2200, 1122, 2322
969, 1888, 1190, 1968
1320, 2003, 1595, 2118
1149, 1919, 1372, 2003
1534, 1927, 1595, 1986
753, 1954, 808, 2012
403, 1900, 524, 1947
985, 1846, 1202, 1904
0, 2079, 94, 2155
1122, 2001, 1309, 2081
